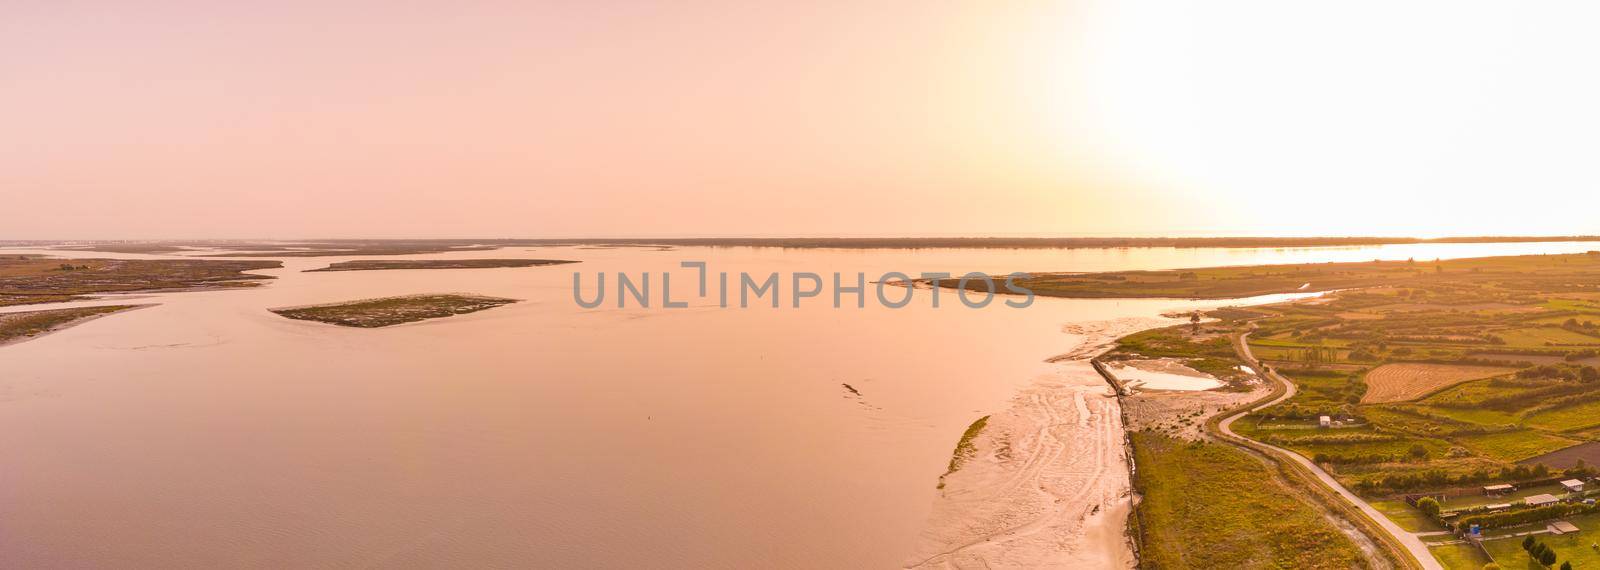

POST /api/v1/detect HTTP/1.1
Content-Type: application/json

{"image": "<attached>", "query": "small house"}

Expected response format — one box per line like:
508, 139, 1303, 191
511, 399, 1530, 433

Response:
1525, 493, 1561, 507
1318, 415, 1331, 428
1484, 503, 1512, 513
1562, 479, 1586, 493
1483, 484, 1515, 496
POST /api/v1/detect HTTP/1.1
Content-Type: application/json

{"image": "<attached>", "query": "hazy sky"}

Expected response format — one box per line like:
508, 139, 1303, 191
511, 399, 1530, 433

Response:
4, 1, 1598, 239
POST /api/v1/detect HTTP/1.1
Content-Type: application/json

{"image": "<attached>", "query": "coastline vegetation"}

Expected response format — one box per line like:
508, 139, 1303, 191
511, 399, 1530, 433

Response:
937, 415, 989, 490
269, 294, 518, 328
0, 305, 140, 346
0, 255, 279, 306
305, 259, 578, 272
949, 251, 1600, 299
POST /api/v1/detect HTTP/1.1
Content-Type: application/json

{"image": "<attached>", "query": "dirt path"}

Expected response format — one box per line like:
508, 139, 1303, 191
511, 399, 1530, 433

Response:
1219, 331, 1441, 570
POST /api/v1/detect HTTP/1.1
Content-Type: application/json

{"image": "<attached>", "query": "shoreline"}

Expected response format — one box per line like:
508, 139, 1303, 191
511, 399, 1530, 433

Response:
906, 315, 1179, 569
0, 304, 150, 349
908, 292, 1331, 568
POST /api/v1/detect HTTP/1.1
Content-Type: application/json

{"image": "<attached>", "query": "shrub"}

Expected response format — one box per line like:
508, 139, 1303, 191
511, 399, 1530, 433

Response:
1417, 497, 1441, 518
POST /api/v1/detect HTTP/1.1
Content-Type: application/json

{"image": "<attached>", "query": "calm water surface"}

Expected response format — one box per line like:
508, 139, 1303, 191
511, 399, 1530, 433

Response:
0, 242, 1592, 568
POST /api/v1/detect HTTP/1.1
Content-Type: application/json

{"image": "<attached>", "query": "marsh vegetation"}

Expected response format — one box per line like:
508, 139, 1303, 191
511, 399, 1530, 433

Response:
0, 256, 279, 306
305, 259, 578, 272
269, 294, 518, 327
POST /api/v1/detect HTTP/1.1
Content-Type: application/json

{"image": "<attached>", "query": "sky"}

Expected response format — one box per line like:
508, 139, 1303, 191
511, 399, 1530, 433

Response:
3, 1, 1598, 239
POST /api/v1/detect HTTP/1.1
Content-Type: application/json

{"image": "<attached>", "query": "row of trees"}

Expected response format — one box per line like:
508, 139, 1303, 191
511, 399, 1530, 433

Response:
1520, 535, 1574, 569
1517, 364, 1600, 382
1456, 502, 1596, 532
1351, 463, 1586, 493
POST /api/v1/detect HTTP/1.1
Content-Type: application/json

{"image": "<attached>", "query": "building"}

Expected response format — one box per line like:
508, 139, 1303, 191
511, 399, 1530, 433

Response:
1562, 479, 1586, 493
1319, 415, 1331, 428
1483, 484, 1515, 496
1525, 493, 1561, 507
1548, 521, 1581, 535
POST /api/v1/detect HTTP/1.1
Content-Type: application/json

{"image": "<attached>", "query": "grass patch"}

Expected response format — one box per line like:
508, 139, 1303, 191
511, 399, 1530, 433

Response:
1427, 541, 1491, 570
1129, 431, 1364, 569
1480, 512, 1600, 569
1526, 400, 1600, 432
1454, 430, 1579, 462
1373, 499, 1446, 532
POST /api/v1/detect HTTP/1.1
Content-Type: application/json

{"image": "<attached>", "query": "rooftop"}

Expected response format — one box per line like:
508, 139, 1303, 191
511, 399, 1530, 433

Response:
1526, 493, 1561, 506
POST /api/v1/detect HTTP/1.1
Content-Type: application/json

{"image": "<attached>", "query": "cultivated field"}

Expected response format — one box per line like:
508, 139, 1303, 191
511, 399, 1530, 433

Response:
1360, 363, 1517, 403
1519, 441, 1600, 469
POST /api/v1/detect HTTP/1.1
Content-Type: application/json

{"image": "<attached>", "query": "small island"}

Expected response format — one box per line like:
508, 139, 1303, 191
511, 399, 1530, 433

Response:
1, 255, 281, 307
304, 259, 578, 272
269, 294, 518, 328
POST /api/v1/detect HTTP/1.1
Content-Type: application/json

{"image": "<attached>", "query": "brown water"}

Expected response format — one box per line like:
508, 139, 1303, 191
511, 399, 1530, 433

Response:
0, 242, 1593, 568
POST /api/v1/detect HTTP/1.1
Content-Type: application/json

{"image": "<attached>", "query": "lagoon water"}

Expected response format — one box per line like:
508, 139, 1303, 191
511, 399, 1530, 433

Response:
1, 241, 1594, 568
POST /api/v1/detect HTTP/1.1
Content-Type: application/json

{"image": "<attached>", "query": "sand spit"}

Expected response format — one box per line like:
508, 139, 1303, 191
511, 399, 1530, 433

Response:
906, 317, 1174, 569
0, 304, 149, 349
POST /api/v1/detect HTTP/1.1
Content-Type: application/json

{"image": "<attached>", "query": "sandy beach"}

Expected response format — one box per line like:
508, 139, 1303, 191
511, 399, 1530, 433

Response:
906, 316, 1174, 569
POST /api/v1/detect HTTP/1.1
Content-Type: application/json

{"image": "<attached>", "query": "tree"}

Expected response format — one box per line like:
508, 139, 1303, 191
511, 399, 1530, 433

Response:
1540, 549, 1556, 567
1560, 561, 1573, 570
1524, 536, 1537, 551
1417, 497, 1441, 518
1190, 311, 1201, 332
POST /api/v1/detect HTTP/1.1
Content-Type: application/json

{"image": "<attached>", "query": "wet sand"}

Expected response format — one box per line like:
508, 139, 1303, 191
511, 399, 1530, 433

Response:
906, 317, 1197, 569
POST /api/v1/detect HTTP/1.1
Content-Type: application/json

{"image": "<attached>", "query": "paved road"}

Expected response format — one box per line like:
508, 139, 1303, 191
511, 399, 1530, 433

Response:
1220, 331, 1444, 570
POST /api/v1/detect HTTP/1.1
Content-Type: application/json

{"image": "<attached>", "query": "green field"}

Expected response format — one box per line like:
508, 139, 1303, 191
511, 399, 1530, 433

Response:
1454, 430, 1580, 462
1479, 512, 1600, 569
1527, 400, 1600, 432
1428, 541, 1491, 570
1373, 499, 1446, 532
1129, 432, 1365, 569
1498, 326, 1600, 347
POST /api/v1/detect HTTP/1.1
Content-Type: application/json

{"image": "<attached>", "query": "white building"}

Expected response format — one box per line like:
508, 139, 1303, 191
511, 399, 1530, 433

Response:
1526, 493, 1561, 507
1318, 415, 1331, 428
1562, 479, 1586, 493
